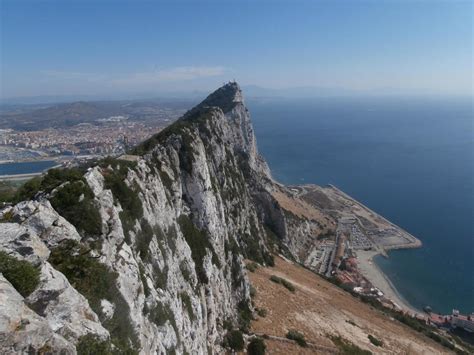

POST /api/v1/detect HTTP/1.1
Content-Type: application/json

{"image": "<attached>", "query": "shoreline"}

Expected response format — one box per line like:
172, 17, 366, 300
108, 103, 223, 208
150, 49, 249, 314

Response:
318, 185, 423, 315
293, 183, 426, 317
355, 249, 421, 316
0, 163, 62, 181
327, 184, 422, 250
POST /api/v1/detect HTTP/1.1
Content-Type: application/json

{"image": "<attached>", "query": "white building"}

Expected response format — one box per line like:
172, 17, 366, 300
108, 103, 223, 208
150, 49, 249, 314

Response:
450, 309, 474, 332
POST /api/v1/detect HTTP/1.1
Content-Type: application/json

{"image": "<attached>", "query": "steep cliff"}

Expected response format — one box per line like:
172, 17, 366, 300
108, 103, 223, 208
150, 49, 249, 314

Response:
0, 83, 313, 354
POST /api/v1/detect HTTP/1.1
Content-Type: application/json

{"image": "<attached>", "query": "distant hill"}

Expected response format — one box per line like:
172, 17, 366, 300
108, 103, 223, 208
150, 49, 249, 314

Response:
0, 99, 194, 131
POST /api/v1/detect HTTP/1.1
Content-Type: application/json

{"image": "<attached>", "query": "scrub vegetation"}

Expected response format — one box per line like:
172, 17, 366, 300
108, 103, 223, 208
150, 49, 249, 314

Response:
329, 335, 372, 355
269, 275, 295, 292
177, 214, 220, 284
0, 251, 40, 297
224, 330, 244, 351
286, 330, 307, 347
48, 240, 138, 353
0, 167, 102, 237
247, 337, 266, 355
101, 158, 142, 243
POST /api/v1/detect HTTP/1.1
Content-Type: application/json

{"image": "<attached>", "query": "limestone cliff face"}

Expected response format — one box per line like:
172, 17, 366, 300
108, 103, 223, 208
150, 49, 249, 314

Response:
0, 83, 301, 354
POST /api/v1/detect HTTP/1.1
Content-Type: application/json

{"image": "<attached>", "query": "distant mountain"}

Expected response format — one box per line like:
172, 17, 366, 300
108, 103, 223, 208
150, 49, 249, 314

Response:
242, 84, 359, 98
0, 99, 194, 131
0, 101, 124, 131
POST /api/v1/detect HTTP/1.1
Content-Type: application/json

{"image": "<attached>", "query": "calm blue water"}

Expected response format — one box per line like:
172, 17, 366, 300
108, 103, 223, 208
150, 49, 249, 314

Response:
248, 96, 473, 314
0, 160, 57, 176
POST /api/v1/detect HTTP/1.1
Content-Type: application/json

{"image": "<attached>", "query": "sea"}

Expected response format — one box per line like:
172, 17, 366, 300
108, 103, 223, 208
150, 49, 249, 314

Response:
0, 160, 58, 176
248, 96, 473, 315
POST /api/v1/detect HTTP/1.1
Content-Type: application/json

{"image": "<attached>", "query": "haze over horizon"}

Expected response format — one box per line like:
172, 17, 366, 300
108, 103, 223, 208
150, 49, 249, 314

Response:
1, 0, 472, 100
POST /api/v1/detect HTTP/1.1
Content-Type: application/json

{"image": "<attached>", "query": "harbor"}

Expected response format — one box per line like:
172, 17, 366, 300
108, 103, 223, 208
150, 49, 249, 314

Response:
281, 183, 424, 315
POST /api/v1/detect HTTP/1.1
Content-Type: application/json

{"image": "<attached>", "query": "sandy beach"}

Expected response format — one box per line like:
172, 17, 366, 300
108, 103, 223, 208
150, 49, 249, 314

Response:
355, 250, 421, 316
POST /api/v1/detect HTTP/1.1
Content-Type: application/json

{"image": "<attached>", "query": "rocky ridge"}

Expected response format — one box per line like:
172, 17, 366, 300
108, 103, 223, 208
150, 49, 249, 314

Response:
0, 83, 333, 354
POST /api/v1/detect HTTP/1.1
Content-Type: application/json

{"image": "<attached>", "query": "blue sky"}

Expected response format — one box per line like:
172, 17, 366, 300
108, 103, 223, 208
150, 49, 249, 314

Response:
1, 0, 472, 98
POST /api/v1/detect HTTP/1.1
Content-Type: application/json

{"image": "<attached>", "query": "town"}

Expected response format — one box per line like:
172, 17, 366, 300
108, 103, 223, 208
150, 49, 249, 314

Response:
0, 107, 186, 162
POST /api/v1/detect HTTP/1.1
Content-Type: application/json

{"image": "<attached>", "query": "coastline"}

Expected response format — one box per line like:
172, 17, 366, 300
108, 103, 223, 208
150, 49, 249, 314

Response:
317, 185, 423, 315
0, 172, 44, 181
289, 183, 425, 317
0, 162, 61, 181
355, 249, 421, 316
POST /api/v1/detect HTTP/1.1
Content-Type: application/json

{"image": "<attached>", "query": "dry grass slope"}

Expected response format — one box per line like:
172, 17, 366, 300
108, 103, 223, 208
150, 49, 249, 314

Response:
248, 256, 452, 354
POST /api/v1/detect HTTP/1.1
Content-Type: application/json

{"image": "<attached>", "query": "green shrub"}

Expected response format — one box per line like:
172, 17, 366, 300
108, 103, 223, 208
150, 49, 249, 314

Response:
130, 105, 216, 157
14, 176, 46, 202
237, 300, 253, 332
102, 162, 142, 241
241, 233, 265, 264
223, 318, 233, 331
153, 264, 168, 290
135, 220, 153, 260
178, 214, 220, 284
119, 211, 136, 244
159, 169, 173, 191
0, 180, 21, 204
368, 334, 383, 347
76, 334, 112, 355
138, 264, 150, 297
286, 330, 307, 347
0, 251, 40, 297
247, 337, 266, 355
104, 172, 142, 218
250, 285, 257, 298
346, 319, 357, 327
179, 261, 191, 282
330, 335, 372, 355
225, 330, 244, 351
40, 168, 84, 192
0, 210, 14, 223
426, 331, 455, 350
48, 240, 138, 353
269, 275, 295, 292
149, 301, 177, 334
180, 292, 195, 320
256, 308, 267, 317
165, 225, 178, 255
50, 180, 102, 237
2, 166, 102, 237
48, 241, 114, 313
263, 253, 275, 267
0, 167, 93, 204
16, 168, 84, 203
246, 262, 259, 272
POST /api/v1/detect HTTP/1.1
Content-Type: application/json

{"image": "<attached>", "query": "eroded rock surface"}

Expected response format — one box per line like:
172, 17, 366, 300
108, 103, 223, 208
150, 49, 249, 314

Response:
0, 83, 334, 354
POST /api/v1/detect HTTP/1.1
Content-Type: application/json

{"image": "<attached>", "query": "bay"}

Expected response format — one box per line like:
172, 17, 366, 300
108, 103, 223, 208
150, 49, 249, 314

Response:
0, 160, 58, 176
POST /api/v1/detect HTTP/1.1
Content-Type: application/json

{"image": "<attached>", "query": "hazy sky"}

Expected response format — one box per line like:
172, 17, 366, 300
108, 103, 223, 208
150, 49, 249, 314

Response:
1, 0, 472, 98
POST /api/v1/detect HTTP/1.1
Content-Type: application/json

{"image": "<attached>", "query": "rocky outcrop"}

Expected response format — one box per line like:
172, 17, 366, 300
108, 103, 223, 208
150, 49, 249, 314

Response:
0, 274, 76, 354
0, 83, 329, 354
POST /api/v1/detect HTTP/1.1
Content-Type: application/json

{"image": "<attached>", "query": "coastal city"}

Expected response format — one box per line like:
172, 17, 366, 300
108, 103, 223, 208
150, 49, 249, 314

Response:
0, 111, 186, 161
0, 101, 187, 166
1, 119, 164, 158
